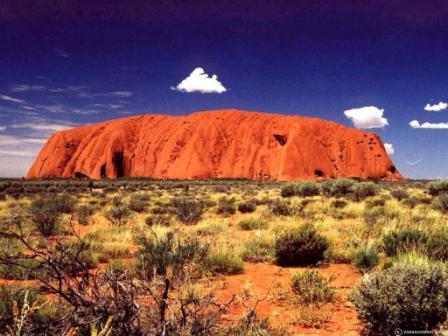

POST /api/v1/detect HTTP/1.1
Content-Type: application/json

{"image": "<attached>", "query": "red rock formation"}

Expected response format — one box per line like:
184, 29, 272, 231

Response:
26, 110, 402, 180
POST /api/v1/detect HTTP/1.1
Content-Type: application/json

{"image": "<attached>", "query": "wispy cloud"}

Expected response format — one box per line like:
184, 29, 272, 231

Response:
407, 158, 423, 166
410, 120, 448, 129
55, 48, 69, 58
0, 95, 26, 104
10, 84, 47, 92
10, 121, 77, 132
171, 67, 227, 94
96, 91, 133, 97
424, 102, 447, 112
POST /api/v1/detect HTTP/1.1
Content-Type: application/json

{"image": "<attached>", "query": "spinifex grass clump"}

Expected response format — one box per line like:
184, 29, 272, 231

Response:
170, 197, 205, 224
29, 197, 63, 237
105, 204, 132, 226
275, 224, 329, 266
291, 270, 335, 304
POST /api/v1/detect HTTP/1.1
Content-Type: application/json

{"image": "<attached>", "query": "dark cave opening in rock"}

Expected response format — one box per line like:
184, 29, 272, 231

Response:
113, 152, 125, 178
74, 172, 88, 179
273, 134, 287, 146
314, 169, 324, 178
389, 166, 397, 174
100, 164, 106, 179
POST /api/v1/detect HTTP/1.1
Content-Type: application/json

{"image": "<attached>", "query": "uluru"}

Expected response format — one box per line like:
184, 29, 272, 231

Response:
26, 109, 402, 181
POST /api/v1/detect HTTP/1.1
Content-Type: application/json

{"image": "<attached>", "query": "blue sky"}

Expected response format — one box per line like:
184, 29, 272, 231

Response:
1, 1, 448, 178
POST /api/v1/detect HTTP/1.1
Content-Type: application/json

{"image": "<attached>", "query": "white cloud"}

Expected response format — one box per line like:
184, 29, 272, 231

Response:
0, 95, 26, 104
344, 106, 388, 129
384, 143, 394, 155
424, 102, 447, 112
171, 67, 227, 94
410, 120, 448, 129
0, 126, 6, 132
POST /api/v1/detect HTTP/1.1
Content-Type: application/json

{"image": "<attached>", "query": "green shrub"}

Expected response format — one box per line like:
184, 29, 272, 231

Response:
170, 197, 205, 224
353, 245, 379, 270
238, 218, 268, 230
330, 199, 347, 209
326, 179, 355, 196
76, 204, 95, 225
291, 270, 334, 304
270, 199, 292, 216
53, 194, 77, 214
201, 252, 244, 275
29, 197, 62, 237
350, 264, 448, 335
145, 214, 172, 227
426, 234, 448, 261
0, 259, 42, 280
428, 180, 448, 196
402, 196, 419, 208
390, 189, 409, 201
295, 182, 321, 197
128, 194, 149, 213
382, 229, 428, 256
105, 204, 132, 226
275, 224, 329, 266
438, 193, 448, 213
237, 201, 256, 213
280, 184, 296, 197
216, 197, 236, 217
352, 182, 377, 201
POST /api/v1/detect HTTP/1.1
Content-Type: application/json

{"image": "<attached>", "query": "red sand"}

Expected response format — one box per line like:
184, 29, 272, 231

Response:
218, 263, 362, 335
27, 109, 401, 181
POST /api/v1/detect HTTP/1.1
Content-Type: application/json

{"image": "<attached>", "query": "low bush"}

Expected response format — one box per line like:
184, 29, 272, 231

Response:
128, 194, 149, 213
295, 182, 321, 197
275, 224, 329, 266
428, 180, 448, 196
280, 183, 295, 197
270, 199, 292, 216
350, 264, 448, 335
291, 270, 334, 304
238, 218, 268, 230
237, 201, 256, 213
352, 245, 379, 270
105, 204, 132, 226
426, 234, 448, 261
438, 193, 448, 213
390, 189, 409, 201
170, 197, 205, 224
201, 252, 244, 275
216, 197, 236, 217
29, 197, 62, 237
362, 206, 385, 226
76, 204, 95, 225
322, 179, 355, 196
382, 229, 428, 256
330, 199, 347, 209
145, 214, 172, 227
352, 182, 377, 201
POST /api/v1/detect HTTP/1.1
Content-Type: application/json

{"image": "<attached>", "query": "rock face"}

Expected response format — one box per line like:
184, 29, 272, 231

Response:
27, 110, 402, 181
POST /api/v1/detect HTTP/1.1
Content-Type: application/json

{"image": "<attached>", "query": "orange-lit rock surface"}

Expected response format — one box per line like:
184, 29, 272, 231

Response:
27, 109, 402, 180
